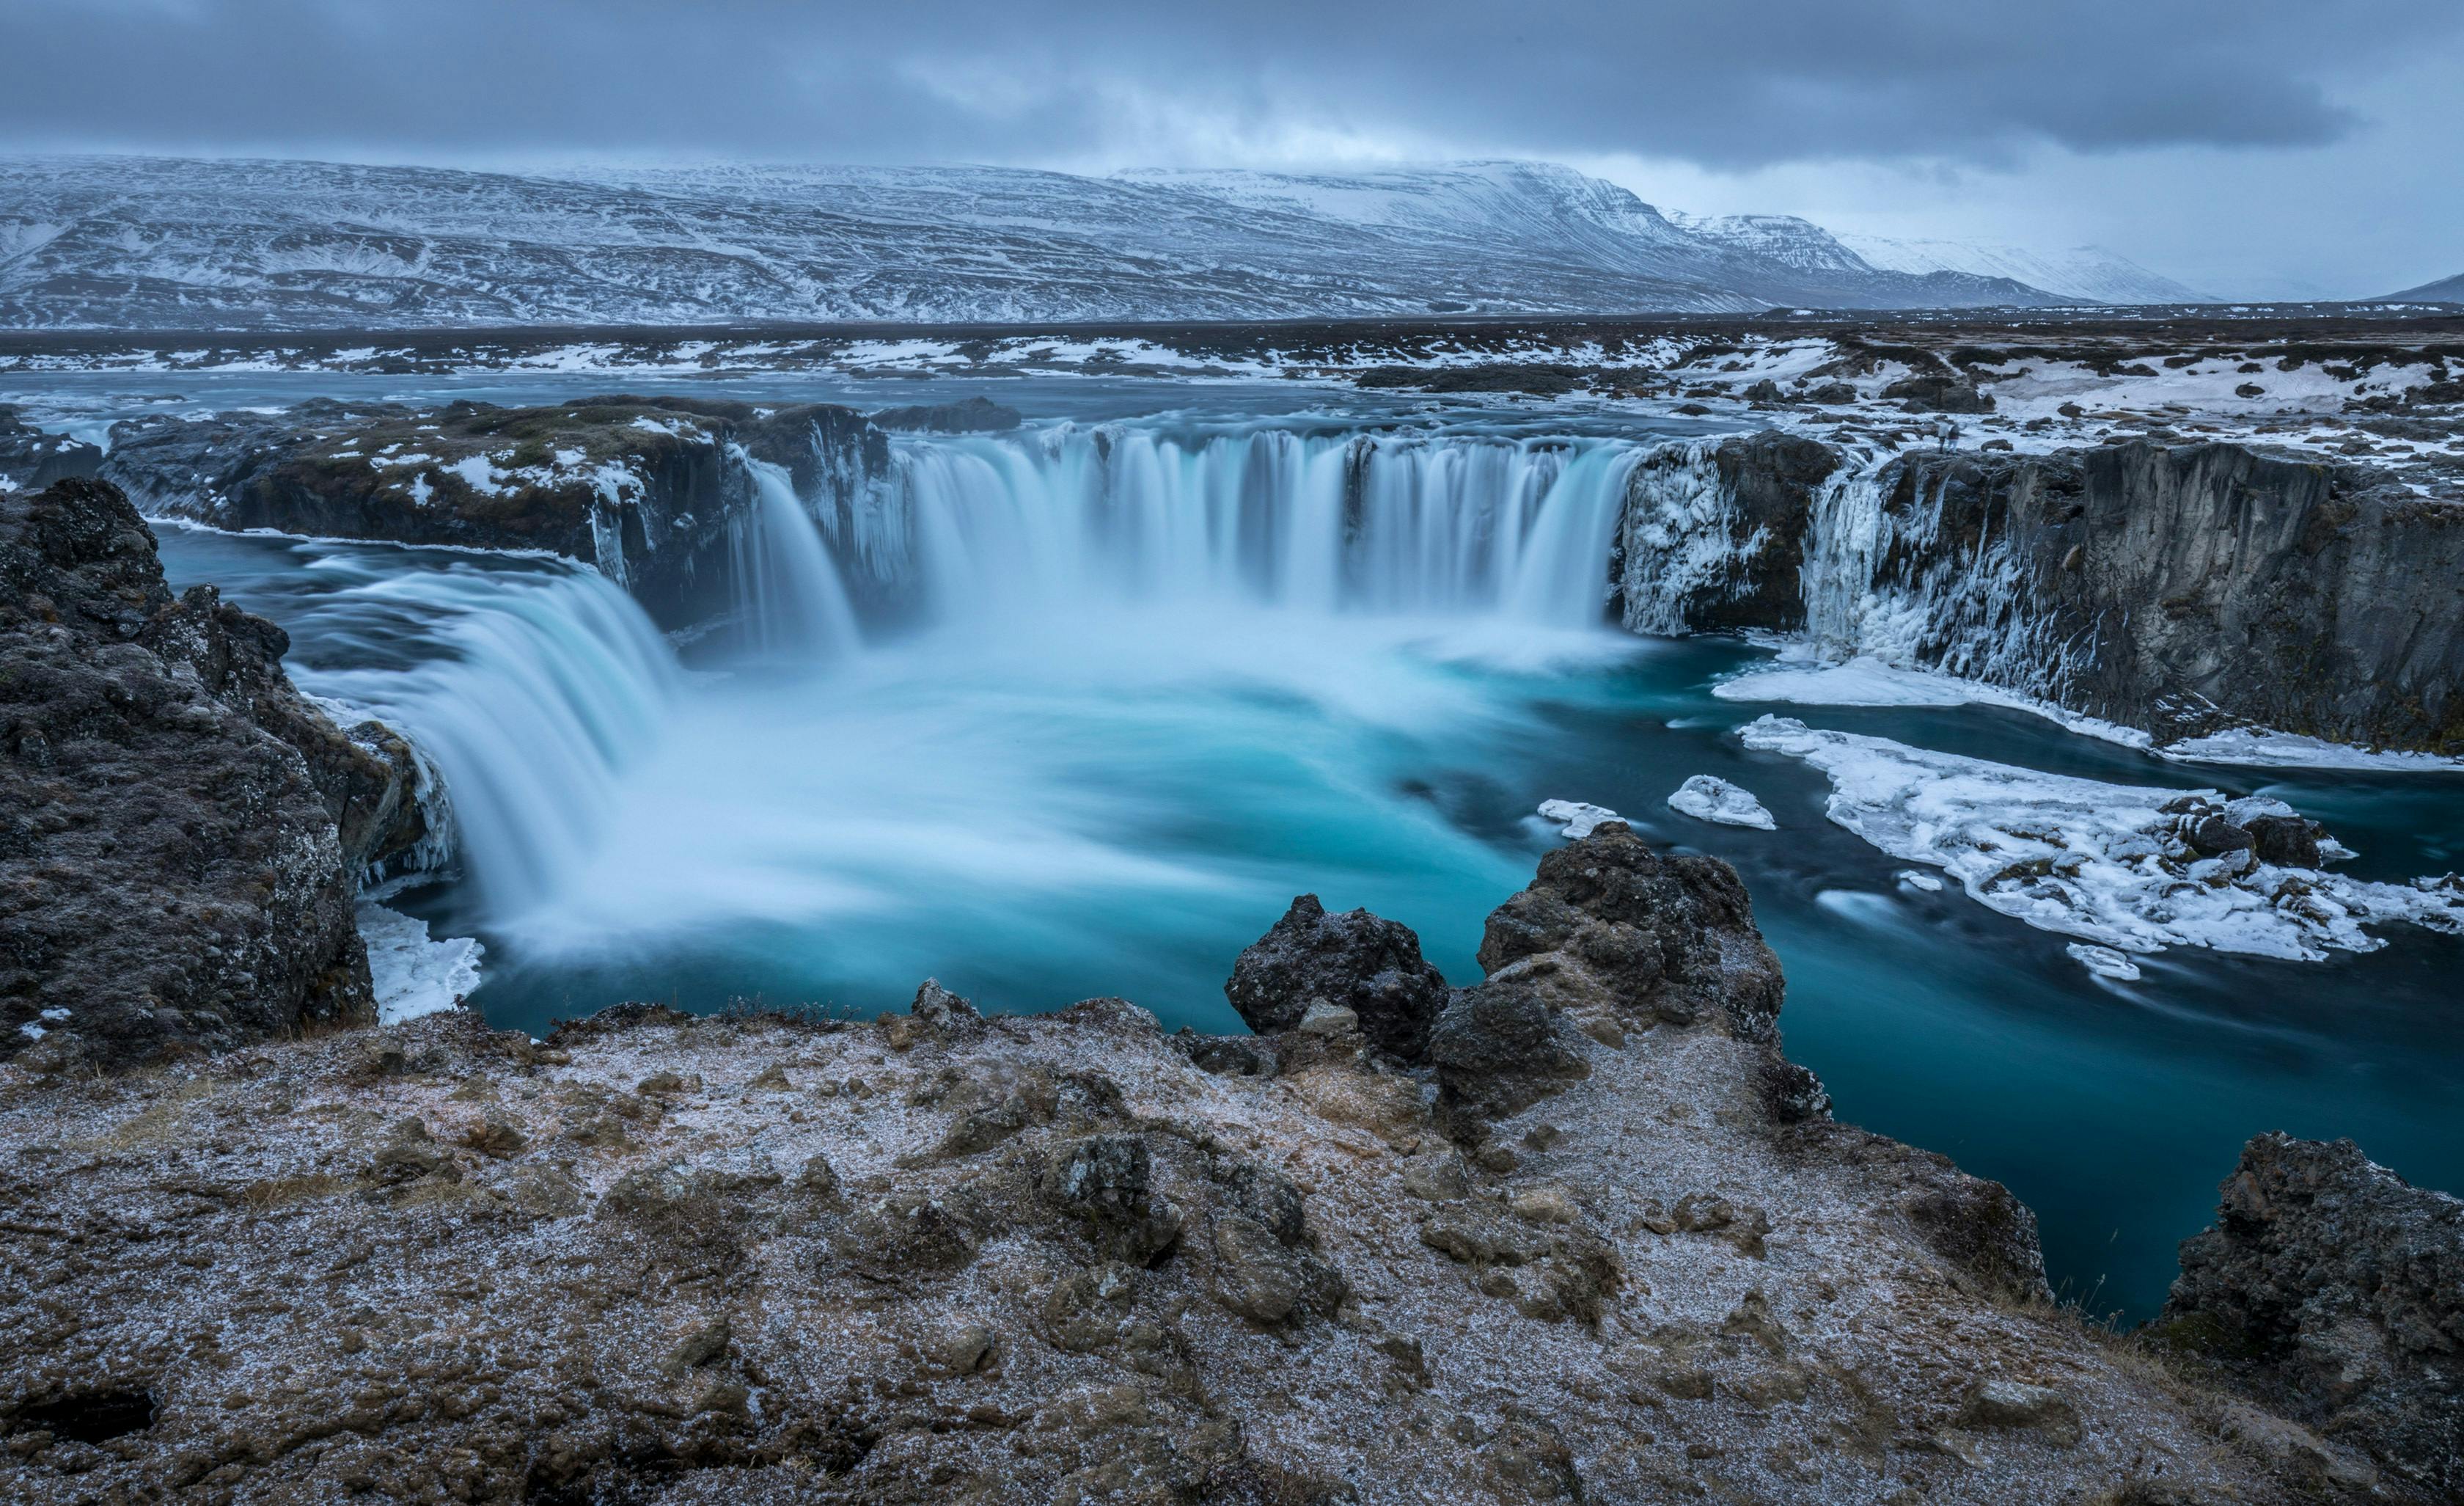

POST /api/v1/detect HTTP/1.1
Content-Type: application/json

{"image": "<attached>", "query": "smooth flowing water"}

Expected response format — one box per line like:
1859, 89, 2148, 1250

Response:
92, 374, 2463, 1326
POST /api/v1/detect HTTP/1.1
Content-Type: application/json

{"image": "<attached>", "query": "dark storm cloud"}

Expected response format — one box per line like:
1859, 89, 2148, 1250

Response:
0, 0, 2453, 168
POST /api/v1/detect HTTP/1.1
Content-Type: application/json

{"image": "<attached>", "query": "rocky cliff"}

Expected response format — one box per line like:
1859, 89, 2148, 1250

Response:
100, 398, 891, 627
1866, 441, 2464, 752
1, 822, 2418, 1502
0, 478, 425, 1070
2158, 1133, 2464, 1501
1629, 431, 2464, 755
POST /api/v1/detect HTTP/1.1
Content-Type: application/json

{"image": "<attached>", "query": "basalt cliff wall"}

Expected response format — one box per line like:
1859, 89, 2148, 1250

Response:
1624, 434, 2464, 754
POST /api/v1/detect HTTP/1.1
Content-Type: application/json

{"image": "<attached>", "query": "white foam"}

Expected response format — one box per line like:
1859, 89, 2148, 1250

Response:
357, 902, 485, 1024
2067, 943, 2143, 982
1537, 800, 1621, 839
1737, 714, 2464, 962
1665, 775, 1775, 830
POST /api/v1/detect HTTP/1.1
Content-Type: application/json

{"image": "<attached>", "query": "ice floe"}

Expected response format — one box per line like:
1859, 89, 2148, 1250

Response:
1665, 775, 1775, 830
2158, 728, 2464, 774
1737, 714, 2464, 962
1713, 655, 2152, 748
1537, 800, 1621, 839
358, 903, 485, 1024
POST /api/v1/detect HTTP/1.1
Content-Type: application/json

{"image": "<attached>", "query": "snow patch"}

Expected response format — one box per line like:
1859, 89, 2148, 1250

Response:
2067, 943, 2144, 982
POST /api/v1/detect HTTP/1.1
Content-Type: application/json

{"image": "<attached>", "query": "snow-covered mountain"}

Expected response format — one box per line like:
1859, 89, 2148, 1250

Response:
2382, 271, 2464, 303
0, 156, 2076, 329
1832, 233, 2215, 305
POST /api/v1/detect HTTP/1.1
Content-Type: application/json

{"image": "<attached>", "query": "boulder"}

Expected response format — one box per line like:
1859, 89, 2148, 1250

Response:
1225, 893, 1451, 1059
2157, 1133, 2464, 1499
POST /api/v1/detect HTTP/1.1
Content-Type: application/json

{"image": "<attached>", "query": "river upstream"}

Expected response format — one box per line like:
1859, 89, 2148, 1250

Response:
13, 369, 2459, 1325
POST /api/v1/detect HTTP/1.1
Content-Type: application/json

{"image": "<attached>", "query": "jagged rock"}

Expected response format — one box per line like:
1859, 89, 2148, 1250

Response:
2158, 1133, 2464, 1499
1224, 893, 1451, 1059
0, 478, 428, 1067
0, 406, 102, 491
909, 978, 983, 1033
1872, 440, 2464, 753
1427, 982, 1592, 1125
1884, 373, 1995, 413
1475, 820, 1784, 1039
2245, 814, 2325, 869
1210, 1213, 1348, 1326
1616, 431, 1838, 633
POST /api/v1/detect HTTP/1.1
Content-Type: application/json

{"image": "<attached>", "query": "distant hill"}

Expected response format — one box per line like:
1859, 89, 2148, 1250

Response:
1833, 233, 2216, 305
0, 156, 2076, 330
2381, 272, 2464, 303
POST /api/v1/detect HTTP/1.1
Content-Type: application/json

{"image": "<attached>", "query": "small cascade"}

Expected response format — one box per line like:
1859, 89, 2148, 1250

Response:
726, 451, 864, 659
1795, 457, 2085, 698
300, 558, 683, 920
868, 425, 1649, 628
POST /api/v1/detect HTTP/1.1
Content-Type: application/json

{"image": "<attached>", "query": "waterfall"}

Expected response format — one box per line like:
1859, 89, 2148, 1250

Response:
299, 558, 683, 920
862, 425, 1646, 629
1794, 458, 2086, 698
725, 451, 864, 659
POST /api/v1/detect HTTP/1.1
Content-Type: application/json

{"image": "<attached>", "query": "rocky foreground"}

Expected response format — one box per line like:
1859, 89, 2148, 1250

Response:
2, 824, 2455, 1504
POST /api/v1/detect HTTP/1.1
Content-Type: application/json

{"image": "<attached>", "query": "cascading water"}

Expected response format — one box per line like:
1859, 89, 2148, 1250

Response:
726, 450, 864, 659
868, 426, 1647, 629
298, 558, 683, 919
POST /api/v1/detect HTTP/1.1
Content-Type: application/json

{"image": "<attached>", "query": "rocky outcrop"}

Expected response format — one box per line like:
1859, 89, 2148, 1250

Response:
99, 397, 891, 627
0, 827, 2357, 1504
1613, 431, 1838, 634
1223, 893, 1451, 1059
0, 406, 100, 494
2158, 1133, 2463, 1500
1859, 440, 2464, 751
0, 478, 428, 1069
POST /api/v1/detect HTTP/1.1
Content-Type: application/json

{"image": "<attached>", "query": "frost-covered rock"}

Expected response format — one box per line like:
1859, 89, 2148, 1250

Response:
1739, 714, 2464, 962
1665, 774, 1776, 830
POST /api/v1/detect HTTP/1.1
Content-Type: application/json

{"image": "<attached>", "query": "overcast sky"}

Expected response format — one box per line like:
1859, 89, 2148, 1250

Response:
3, 0, 2457, 297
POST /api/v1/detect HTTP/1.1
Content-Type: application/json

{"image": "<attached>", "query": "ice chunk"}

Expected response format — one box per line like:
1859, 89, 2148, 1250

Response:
1895, 869, 1944, 893
2067, 943, 2142, 982
1737, 714, 2464, 963
358, 903, 485, 1024
1665, 775, 1775, 830
1537, 800, 1621, 839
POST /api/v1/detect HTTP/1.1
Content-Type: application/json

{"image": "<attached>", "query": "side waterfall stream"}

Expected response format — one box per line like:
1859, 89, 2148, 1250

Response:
142, 398, 2463, 1327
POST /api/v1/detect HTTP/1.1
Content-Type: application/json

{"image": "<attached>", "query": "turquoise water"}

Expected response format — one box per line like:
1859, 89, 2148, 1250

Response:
108, 375, 2464, 1326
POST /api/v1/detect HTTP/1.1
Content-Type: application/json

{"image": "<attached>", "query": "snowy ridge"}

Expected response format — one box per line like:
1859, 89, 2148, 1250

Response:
0, 155, 2078, 329
1833, 233, 2215, 306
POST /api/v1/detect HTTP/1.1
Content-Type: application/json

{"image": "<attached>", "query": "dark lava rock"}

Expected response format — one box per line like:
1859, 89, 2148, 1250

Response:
1615, 430, 1838, 635
868, 395, 1022, 433
1477, 822, 1784, 1040
2183, 814, 2257, 858
1426, 980, 1592, 1125
0, 478, 425, 1068
1224, 893, 1451, 1059
1741, 379, 1785, 402
0, 405, 103, 491
2158, 1133, 2464, 1499
1804, 381, 1858, 405
1882, 373, 1994, 413
2244, 814, 2325, 869
1045, 1133, 1183, 1265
